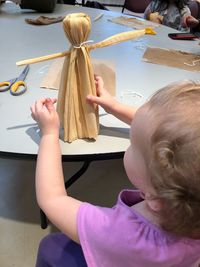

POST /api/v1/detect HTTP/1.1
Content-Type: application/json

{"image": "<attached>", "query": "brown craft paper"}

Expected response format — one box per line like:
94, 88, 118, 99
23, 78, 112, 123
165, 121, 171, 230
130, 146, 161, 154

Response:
109, 16, 159, 30
142, 47, 200, 72
40, 57, 116, 96
25, 16, 64, 25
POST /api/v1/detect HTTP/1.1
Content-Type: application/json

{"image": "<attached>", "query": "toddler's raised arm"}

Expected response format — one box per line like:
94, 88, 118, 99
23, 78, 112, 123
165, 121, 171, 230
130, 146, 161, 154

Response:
87, 76, 137, 125
31, 98, 82, 244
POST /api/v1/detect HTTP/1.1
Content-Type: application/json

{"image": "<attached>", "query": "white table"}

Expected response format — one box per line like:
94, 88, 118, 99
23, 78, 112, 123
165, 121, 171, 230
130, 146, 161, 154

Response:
1, 2, 200, 228
0, 3, 200, 161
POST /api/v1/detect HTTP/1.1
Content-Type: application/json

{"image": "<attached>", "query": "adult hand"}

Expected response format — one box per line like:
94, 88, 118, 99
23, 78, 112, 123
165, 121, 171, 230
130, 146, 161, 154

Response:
31, 98, 60, 136
149, 12, 163, 24
185, 15, 199, 28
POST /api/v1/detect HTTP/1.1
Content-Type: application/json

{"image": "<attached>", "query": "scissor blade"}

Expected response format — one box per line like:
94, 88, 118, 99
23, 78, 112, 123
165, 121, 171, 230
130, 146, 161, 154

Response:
18, 65, 30, 81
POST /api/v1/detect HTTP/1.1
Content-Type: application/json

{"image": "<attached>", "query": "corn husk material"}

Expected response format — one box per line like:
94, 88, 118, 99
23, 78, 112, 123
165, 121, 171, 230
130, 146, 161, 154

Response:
56, 13, 99, 142
58, 13, 155, 142
16, 12, 156, 142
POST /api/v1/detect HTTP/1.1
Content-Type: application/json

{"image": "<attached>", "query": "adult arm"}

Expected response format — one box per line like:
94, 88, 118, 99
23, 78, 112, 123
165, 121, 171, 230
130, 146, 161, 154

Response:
20, 0, 56, 12
180, 6, 191, 30
143, 3, 152, 20
185, 15, 200, 33
191, 20, 200, 33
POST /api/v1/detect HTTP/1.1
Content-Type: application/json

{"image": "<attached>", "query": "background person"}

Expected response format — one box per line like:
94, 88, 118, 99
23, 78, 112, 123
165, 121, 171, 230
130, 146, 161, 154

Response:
144, 0, 191, 31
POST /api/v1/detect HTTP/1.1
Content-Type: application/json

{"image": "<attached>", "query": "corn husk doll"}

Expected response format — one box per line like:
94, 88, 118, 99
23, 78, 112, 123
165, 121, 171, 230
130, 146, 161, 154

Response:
17, 13, 156, 142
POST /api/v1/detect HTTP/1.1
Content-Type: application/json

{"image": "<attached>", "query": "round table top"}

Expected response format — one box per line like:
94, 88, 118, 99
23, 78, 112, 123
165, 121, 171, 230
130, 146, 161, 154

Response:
0, 3, 200, 160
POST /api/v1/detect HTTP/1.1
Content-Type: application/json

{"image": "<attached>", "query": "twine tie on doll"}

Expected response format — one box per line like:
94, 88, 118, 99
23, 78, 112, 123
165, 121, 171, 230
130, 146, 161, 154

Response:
73, 40, 94, 49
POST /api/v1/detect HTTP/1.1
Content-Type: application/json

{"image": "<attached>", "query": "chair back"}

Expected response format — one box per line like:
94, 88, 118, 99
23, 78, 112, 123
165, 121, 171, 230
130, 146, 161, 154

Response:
188, 1, 200, 18
122, 0, 151, 13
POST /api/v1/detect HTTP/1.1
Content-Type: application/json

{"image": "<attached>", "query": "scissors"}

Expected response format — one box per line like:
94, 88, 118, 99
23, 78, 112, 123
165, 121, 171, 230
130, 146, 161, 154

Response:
0, 65, 30, 96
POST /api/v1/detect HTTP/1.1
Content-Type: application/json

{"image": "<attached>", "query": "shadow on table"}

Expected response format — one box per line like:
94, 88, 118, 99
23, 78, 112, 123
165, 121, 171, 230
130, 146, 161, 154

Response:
100, 124, 129, 139
26, 125, 41, 145
26, 123, 129, 146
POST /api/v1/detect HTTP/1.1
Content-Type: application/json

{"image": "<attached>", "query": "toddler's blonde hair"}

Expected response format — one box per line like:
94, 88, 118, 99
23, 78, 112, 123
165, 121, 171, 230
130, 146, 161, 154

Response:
146, 80, 200, 239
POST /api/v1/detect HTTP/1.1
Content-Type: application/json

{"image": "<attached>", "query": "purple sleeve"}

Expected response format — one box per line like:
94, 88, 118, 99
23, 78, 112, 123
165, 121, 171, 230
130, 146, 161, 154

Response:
76, 200, 164, 267
77, 203, 114, 267
77, 200, 200, 267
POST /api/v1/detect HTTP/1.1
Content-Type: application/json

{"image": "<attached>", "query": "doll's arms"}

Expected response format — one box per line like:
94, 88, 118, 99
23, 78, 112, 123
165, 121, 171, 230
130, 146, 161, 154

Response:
143, 4, 151, 20
31, 99, 82, 244
87, 76, 137, 125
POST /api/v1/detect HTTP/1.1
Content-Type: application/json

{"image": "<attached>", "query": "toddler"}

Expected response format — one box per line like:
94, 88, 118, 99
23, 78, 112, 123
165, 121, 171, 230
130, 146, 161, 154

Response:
31, 76, 200, 267
144, 0, 191, 31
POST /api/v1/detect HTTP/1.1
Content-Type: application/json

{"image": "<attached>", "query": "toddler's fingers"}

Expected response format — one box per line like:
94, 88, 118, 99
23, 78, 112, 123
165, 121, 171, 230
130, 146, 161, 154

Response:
86, 95, 101, 105
45, 98, 56, 112
31, 113, 36, 121
30, 104, 35, 114
94, 74, 100, 80
51, 98, 57, 104
95, 76, 104, 96
35, 98, 49, 113
95, 75, 103, 84
30, 103, 37, 119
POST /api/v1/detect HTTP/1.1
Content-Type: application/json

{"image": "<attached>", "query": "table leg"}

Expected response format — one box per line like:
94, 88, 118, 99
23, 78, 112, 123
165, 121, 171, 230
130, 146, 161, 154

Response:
40, 209, 48, 229
40, 160, 91, 229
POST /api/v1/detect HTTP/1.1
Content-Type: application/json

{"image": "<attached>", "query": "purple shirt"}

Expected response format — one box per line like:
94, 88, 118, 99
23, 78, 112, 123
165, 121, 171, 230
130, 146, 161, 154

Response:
77, 189, 200, 267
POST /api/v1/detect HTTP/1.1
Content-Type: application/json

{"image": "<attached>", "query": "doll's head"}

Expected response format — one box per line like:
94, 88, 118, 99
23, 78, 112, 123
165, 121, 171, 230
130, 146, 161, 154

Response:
125, 80, 200, 239
63, 13, 91, 47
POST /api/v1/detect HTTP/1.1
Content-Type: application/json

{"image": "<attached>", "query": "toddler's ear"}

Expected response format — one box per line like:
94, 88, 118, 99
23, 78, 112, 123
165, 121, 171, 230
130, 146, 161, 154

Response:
146, 194, 162, 212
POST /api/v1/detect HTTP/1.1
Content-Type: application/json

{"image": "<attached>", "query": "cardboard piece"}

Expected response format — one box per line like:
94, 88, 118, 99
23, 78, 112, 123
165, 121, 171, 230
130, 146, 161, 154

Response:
142, 47, 200, 72
40, 57, 116, 96
25, 16, 64, 25
109, 16, 159, 30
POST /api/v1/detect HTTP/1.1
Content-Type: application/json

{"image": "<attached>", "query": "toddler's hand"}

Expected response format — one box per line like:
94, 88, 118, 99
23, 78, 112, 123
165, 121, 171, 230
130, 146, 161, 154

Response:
87, 75, 118, 114
31, 98, 60, 136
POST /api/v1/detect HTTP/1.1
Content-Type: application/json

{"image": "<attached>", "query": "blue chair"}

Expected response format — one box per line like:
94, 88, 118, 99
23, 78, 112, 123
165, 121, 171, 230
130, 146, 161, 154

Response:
188, 0, 200, 19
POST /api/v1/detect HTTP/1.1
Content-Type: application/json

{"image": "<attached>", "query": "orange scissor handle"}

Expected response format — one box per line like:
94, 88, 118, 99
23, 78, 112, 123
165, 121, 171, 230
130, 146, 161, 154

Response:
10, 80, 27, 95
0, 81, 11, 92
